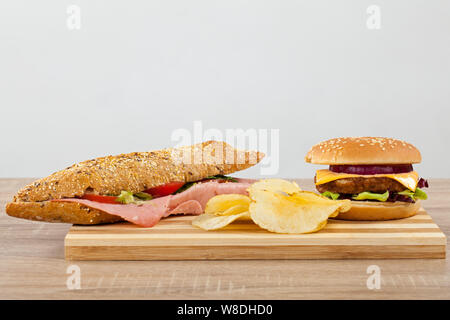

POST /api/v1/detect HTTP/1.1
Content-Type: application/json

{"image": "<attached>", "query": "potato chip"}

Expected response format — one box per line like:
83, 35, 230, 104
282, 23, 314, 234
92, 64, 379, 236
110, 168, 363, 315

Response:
204, 194, 251, 215
249, 190, 351, 234
192, 211, 250, 230
220, 204, 249, 216
197, 179, 350, 234
248, 179, 301, 196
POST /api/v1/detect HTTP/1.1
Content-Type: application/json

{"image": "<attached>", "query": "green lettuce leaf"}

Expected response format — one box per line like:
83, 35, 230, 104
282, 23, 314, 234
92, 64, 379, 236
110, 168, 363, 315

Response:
398, 187, 428, 201
116, 191, 135, 204
414, 188, 428, 200
204, 175, 238, 182
116, 191, 153, 204
173, 182, 196, 194
133, 192, 153, 201
321, 191, 340, 200
352, 191, 389, 202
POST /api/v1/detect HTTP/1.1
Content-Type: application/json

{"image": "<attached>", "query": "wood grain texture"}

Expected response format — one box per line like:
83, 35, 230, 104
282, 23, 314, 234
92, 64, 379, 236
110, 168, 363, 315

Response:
65, 209, 446, 260
1, 178, 449, 299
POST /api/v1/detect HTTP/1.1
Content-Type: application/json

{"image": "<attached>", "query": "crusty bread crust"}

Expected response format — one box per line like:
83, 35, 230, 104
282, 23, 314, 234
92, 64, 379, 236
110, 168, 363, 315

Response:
305, 137, 421, 165
333, 200, 421, 221
6, 141, 264, 225
13, 141, 264, 202
6, 201, 123, 224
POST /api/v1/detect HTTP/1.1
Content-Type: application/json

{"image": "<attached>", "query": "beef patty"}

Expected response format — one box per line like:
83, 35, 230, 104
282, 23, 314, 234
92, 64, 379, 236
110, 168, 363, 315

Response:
315, 177, 407, 194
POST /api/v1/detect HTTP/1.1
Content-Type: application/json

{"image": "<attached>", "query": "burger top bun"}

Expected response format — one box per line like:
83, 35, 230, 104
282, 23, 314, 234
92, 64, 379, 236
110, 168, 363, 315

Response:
305, 137, 422, 165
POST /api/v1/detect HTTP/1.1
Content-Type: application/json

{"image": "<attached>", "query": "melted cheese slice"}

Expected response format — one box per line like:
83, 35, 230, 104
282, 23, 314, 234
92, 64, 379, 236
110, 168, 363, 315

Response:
315, 169, 419, 191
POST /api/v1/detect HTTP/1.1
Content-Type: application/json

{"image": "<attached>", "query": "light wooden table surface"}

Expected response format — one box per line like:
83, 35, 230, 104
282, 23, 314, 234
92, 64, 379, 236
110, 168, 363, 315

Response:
1, 178, 449, 300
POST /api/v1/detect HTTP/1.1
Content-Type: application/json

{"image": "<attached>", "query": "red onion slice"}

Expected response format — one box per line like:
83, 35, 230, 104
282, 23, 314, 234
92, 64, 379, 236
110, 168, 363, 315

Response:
417, 178, 429, 188
329, 164, 413, 175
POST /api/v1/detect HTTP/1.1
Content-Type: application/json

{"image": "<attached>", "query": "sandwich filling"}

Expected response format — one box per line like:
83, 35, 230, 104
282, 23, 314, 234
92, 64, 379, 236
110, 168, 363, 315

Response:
315, 165, 428, 203
52, 175, 254, 227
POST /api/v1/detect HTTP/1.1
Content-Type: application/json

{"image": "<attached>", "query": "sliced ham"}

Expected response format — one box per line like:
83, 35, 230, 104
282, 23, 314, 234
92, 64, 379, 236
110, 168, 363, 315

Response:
53, 180, 252, 227
166, 181, 251, 214
168, 200, 203, 216
57, 196, 171, 227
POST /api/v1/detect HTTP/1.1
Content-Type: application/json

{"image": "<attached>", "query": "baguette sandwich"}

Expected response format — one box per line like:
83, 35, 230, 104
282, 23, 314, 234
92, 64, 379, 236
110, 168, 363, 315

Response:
6, 141, 264, 227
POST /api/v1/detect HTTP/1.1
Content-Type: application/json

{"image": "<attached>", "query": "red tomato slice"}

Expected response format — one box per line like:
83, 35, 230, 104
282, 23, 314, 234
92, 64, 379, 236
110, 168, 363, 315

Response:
81, 194, 118, 204
144, 181, 185, 197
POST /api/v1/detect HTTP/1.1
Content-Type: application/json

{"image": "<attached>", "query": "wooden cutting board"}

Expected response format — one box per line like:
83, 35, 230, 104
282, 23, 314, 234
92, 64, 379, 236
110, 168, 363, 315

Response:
64, 208, 446, 260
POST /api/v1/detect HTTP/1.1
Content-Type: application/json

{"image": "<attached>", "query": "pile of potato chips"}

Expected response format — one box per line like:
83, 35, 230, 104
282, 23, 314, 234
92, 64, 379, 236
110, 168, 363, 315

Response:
192, 179, 351, 234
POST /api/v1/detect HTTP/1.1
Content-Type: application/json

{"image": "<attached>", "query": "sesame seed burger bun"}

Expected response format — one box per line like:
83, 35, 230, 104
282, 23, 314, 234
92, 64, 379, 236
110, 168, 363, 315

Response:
305, 137, 421, 165
334, 200, 421, 221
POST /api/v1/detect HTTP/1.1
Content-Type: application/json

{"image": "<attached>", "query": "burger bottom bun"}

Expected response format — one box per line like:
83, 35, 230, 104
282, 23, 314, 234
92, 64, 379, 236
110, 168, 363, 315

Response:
333, 200, 421, 221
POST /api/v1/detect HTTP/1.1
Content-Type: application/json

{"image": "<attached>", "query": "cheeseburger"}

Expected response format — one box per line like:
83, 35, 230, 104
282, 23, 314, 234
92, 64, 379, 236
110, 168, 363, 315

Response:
305, 137, 428, 220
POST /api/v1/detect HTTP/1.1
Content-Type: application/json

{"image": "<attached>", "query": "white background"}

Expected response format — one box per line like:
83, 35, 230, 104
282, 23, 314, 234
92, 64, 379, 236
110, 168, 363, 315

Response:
1, 1, 449, 178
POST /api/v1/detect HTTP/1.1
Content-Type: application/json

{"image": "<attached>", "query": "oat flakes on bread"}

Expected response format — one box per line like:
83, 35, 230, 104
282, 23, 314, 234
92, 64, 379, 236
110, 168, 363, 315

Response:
6, 141, 264, 224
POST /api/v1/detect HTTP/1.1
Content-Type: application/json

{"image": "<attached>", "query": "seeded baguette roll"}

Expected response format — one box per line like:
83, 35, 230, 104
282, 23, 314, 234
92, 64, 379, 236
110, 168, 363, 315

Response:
6, 201, 123, 224
6, 141, 264, 224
